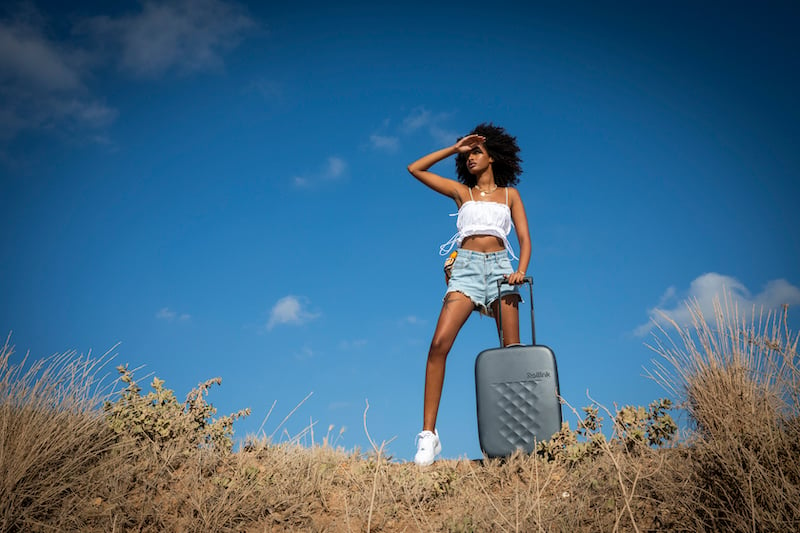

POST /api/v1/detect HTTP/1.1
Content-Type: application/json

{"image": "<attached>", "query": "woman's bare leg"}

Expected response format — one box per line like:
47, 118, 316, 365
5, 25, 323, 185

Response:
423, 292, 474, 431
491, 294, 521, 346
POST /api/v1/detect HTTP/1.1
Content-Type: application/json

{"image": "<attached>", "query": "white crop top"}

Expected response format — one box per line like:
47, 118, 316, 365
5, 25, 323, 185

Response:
439, 187, 517, 259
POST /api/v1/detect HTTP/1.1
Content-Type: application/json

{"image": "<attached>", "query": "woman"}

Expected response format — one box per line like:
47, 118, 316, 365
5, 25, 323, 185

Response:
407, 123, 531, 466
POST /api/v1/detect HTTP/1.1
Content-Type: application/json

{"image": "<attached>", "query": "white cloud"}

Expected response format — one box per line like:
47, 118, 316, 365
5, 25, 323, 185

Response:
400, 107, 456, 142
368, 106, 457, 153
400, 315, 425, 326
428, 124, 459, 146
292, 176, 310, 188
291, 156, 348, 189
324, 156, 346, 179
0, 15, 115, 141
156, 307, 191, 322
294, 345, 314, 360
267, 295, 319, 330
83, 0, 256, 78
156, 307, 176, 320
634, 273, 800, 337
339, 339, 367, 350
400, 107, 432, 132
0, 21, 81, 91
369, 133, 399, 152
247, 78, 283, 101
0, 1, 254, 144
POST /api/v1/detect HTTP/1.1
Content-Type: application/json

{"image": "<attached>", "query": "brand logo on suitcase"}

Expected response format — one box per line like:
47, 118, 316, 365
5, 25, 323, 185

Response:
526, 371, 551, 380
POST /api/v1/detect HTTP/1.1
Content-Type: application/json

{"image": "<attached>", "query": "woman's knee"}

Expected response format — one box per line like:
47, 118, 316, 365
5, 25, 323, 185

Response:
428, 335, 452, 359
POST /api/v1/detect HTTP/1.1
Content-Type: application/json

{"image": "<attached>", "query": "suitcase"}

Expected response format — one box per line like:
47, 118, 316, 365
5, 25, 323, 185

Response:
475, 277, 562, 458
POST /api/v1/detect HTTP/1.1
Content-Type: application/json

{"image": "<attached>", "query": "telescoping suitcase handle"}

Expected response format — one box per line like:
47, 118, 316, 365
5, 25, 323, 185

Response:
496, 276, 535, 347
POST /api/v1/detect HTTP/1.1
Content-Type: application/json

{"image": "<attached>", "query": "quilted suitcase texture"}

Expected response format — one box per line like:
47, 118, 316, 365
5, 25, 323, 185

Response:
475, 278, 562, 458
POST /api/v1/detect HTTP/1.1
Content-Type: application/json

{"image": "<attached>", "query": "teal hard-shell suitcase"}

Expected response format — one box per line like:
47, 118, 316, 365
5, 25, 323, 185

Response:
475, 278, 562, 458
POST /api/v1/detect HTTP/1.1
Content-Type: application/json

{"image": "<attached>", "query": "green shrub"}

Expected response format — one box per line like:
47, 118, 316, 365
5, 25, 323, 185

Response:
536, 398, 677, 463
103, 365, 250, 451
614, 398, 677, 451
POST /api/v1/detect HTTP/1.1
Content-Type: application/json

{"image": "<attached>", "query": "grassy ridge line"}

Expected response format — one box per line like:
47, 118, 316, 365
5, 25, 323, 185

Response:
1, 294, 798, 531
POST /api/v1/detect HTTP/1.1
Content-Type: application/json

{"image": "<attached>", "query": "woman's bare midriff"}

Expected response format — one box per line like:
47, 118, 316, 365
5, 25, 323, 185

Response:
460, 235, 505, 253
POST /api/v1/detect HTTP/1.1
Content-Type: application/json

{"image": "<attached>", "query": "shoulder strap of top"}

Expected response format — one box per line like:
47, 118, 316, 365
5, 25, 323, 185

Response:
505, 187, 509, 205
469, 187, 474, 201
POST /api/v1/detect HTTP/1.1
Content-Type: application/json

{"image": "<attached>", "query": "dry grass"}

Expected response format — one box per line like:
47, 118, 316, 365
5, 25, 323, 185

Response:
2, 293, 798, 531
648, 295, 800, 532
0, 336, 126, 531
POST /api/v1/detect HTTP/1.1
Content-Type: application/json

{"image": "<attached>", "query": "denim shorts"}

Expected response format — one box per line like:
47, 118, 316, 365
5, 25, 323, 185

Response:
446, 249, 520, 316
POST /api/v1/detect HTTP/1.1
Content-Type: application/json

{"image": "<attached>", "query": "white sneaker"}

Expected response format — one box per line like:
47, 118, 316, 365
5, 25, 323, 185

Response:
414, 429, 441, 466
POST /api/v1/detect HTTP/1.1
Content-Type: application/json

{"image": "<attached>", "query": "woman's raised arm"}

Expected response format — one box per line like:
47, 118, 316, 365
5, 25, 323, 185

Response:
407, 134, 485, 201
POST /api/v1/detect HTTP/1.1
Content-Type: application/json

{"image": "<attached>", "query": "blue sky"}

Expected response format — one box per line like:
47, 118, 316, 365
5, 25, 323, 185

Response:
1, 0, 799, 461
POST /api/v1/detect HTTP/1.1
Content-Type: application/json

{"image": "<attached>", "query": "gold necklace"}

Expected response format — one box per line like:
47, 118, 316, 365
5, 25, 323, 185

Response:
475, 185, 497, 197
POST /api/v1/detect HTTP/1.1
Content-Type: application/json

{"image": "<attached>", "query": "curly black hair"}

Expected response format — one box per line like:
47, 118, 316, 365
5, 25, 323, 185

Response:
454, 123, 522, 187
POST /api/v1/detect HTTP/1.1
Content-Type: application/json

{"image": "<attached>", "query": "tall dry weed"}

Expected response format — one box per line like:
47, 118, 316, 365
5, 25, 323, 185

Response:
648, 294, 800, 531
0, 335, 124, 531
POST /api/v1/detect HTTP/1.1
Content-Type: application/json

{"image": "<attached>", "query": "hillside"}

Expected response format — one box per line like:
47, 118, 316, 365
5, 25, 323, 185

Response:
1, 298, 798, 532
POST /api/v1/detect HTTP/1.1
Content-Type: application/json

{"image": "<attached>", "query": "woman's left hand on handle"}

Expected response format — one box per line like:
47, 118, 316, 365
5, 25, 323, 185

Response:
505, 271, 527, 285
